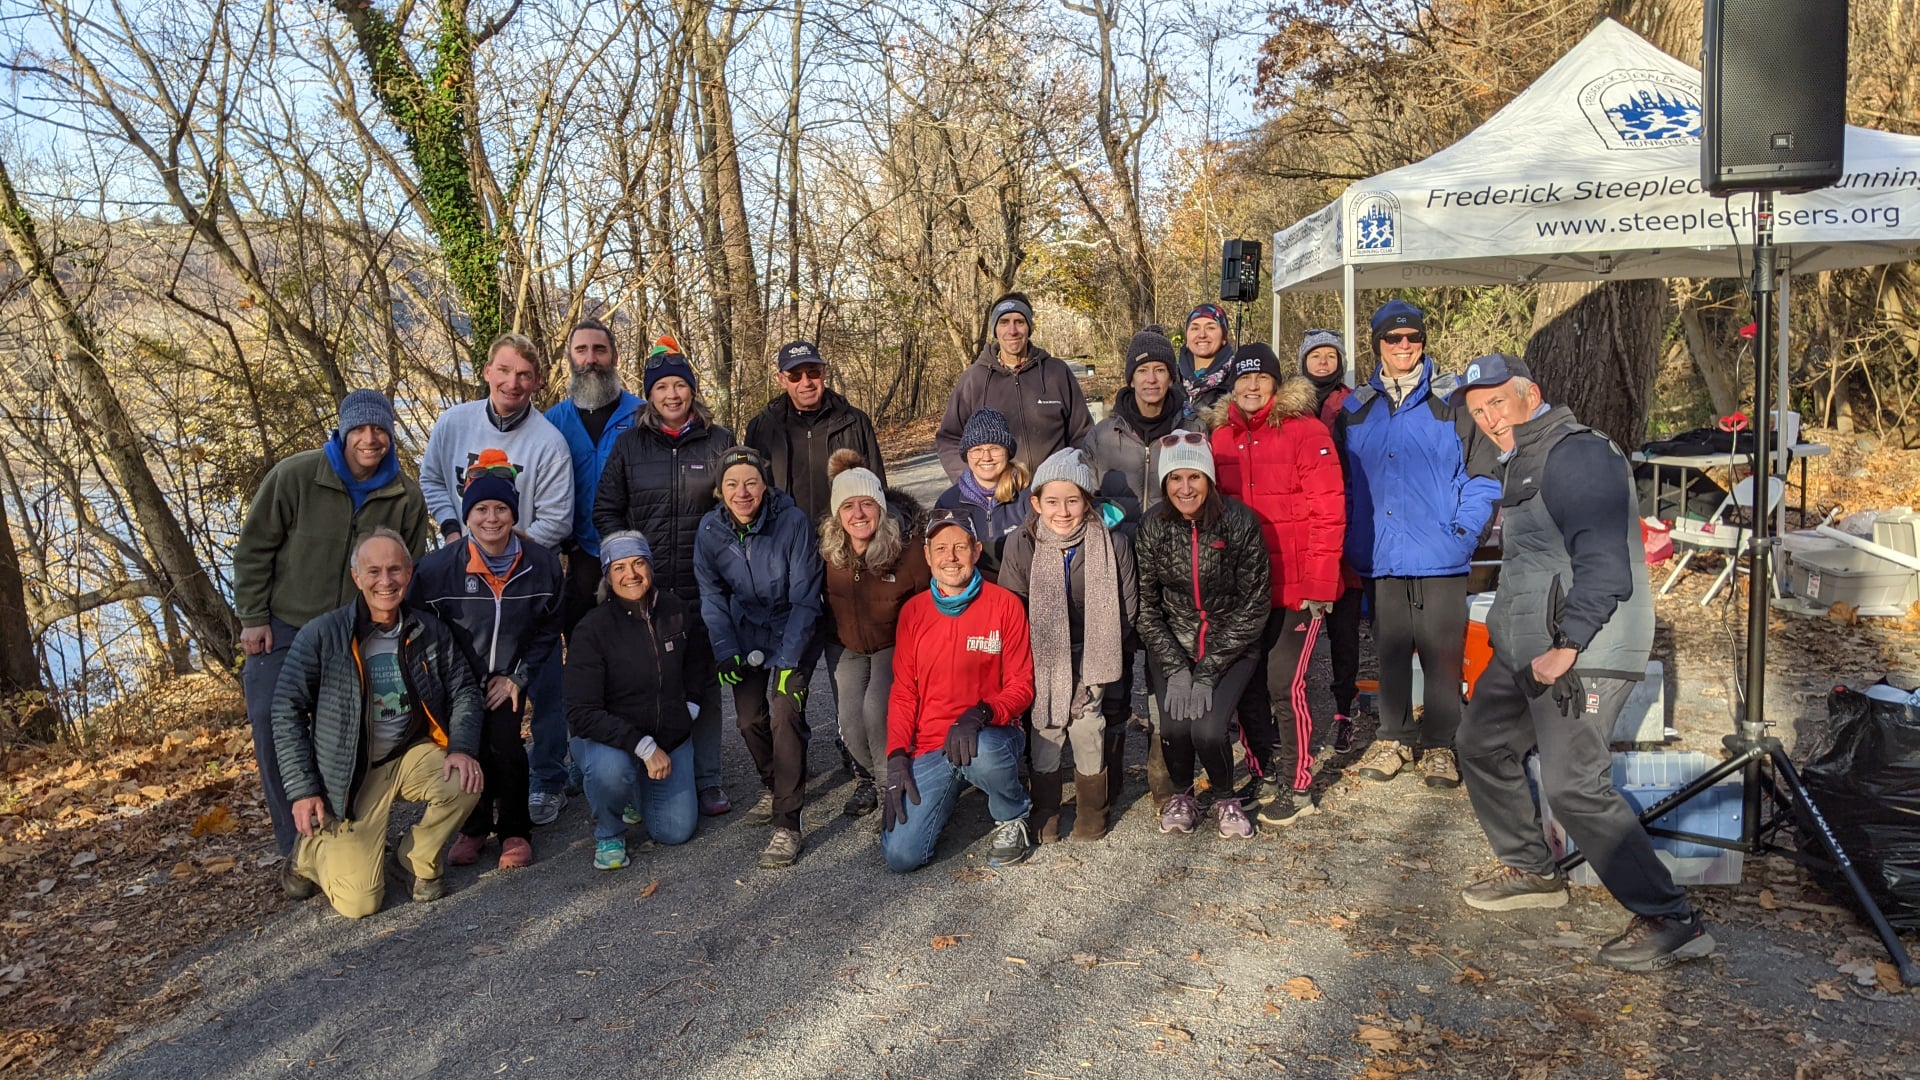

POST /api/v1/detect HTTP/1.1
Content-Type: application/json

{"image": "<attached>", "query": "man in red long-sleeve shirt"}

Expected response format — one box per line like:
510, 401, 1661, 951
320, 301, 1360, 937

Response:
880, 509, 1036, 872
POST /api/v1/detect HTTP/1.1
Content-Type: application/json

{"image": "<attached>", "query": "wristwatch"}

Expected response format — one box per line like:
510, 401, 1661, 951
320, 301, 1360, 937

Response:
1550, 629, 1581, 652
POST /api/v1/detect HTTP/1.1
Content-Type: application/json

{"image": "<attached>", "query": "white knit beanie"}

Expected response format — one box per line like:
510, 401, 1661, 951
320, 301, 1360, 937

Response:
830, 466, 887, 517
1155, 430, 1215, 487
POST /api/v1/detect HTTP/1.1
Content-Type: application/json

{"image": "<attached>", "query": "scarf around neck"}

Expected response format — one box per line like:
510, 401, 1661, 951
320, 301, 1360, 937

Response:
956, 470, 997, 509
1116, 386, 1183, 445
324, 434, 399, 513
1028, 517, 1123, 731
931, 569, 984, 616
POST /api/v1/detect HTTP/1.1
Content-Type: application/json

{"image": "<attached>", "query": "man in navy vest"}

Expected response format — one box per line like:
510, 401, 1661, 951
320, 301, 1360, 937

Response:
1452, 355, 1714, 972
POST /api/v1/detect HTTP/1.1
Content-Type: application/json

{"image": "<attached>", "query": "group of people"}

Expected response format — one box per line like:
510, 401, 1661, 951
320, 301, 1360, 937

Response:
240, 294, 1715, 972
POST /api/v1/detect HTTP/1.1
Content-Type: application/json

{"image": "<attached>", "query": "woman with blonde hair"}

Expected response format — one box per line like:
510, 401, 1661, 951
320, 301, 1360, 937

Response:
933, 408, 1030, 579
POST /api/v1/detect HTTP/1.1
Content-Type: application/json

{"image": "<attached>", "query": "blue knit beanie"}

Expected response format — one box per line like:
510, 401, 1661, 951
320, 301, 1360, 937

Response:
960, 408, 1017, 456
337, 389, 396, 438
462, 473, 520, 524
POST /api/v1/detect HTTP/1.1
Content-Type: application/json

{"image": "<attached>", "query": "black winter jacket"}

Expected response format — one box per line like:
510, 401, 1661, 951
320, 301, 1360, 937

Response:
566, 589, 711, 754
271, 600, 482, 821
1133, 496, 1271, 683
593, 405, 735, 606
407, 536, 564, 686
744, 389, 887, 523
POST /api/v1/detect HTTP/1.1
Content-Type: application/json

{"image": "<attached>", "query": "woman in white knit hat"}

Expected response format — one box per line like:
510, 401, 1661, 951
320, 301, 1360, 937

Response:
817, 450, 931, 819
998, 447, 1137, 843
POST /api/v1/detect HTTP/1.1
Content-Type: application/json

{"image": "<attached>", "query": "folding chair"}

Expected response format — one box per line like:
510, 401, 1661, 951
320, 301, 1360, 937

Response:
1659, 475, 1785, 606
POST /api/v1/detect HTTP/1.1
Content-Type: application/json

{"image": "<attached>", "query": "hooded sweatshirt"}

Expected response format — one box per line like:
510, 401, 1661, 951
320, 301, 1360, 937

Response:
419, 399, 575, 549
934, 344, 1093, 482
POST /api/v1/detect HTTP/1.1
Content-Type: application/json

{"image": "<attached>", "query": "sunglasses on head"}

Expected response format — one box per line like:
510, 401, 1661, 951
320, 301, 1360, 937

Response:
645, 351, 682, 369
1381, 330, 1425, 345
1157, 431, 1207, 449
781, 365, 825, 383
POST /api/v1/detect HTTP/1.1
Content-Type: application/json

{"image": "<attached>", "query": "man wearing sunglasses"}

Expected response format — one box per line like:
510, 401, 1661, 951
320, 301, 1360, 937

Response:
745, 341, 886, 524
1334, 300, 1499, 791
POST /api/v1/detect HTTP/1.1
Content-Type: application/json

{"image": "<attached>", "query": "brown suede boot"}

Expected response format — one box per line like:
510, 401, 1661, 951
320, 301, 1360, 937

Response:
1102, 723, 1127, 811
1146, 730, 1175, 811
1031, 768, 1067, 845
1071, 770, 1110, 840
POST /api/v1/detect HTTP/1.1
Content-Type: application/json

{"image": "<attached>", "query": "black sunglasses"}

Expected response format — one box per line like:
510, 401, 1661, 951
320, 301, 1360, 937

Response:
1381, 331, 1426, 345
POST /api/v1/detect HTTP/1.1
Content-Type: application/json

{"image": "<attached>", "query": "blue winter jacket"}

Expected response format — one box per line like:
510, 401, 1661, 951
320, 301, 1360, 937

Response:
693, 488, 825, 672
1336, 356, 1499, 578
546, 391, 642, 557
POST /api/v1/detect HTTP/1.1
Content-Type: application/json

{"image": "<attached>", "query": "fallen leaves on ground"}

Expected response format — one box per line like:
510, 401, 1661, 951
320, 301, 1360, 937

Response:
1281, 975, 1322, 1001
929, 934, 961, 950
638, 879, 659, 899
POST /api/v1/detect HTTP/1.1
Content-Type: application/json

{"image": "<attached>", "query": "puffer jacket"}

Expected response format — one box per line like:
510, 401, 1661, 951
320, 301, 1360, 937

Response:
593, 404, 734, 606
745, 389, 887, 523
1085, 386, 1192, 534
271, 600, 482, 821
934, 344, 1093, 481
1207, 378, 1347, 610
1134, 496, 1271, 683
933, 482, 1028, 580
1335, 356, 1500, 578
407, 536, 564, 686
566, 589, 710, 753
823, 494, 931, 655
693, 488, 826, 672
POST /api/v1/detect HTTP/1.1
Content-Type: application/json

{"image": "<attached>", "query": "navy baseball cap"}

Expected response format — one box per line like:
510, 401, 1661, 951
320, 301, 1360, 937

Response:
1450, 353, 1532, 406
775, 340, 825, 371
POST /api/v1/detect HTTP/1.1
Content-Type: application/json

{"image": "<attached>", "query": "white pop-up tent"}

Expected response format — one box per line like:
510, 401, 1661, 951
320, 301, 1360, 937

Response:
1269, 18, 1920, 380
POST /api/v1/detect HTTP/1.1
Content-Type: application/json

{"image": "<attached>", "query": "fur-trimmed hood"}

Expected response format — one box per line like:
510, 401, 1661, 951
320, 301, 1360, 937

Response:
1201, 376, 1321, 431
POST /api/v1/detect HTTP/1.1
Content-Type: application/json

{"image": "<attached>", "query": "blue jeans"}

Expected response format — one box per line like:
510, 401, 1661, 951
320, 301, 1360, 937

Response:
881, 725, 1030, 873
526, 656, 574, 795
572, 737, 697, 846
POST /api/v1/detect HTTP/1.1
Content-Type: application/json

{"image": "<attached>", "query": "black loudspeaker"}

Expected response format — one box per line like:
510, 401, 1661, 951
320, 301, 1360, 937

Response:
1220, 239, 1262, 303
1702, 0, 1849, 195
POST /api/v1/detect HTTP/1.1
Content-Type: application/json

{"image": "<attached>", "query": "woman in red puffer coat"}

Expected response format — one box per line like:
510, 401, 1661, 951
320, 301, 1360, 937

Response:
1206, 342, 1346, 828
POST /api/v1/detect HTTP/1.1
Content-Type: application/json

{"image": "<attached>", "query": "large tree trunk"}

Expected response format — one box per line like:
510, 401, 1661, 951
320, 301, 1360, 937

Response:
1523, 278, 1667, 449
0, 493, 59, 742
0, 157, 239, 670
688, 7, 765, 424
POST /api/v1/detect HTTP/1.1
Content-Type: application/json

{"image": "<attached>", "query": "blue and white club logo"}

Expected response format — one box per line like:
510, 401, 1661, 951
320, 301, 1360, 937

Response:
1350, 192, 1400, 255
1579, 69, 1701, 150
1464, 362, 1482, 384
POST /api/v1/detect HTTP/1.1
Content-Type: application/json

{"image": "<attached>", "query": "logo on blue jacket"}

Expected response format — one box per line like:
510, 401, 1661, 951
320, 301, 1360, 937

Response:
1350, 192, 1400, 255
1579, 69, 1701, 150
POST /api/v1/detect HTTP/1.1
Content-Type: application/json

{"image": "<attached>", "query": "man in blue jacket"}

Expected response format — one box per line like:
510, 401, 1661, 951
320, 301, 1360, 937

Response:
1335, 301, 1499, 789
547, 319, 643, 630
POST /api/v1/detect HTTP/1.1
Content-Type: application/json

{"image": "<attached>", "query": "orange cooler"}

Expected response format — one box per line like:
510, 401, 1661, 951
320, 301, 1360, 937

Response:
1463, 593, 1496, 699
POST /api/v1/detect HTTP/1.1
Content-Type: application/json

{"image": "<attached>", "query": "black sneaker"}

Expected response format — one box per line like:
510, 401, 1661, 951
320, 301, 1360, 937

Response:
1598, 911, 1716, 971
1256, 789, 1318, 827
843, 780, 878, 818
1332, 714, 1354, 754
1238, 776, 1282, 807
1460, 865, 1569, 911
985, 817, 1033, 867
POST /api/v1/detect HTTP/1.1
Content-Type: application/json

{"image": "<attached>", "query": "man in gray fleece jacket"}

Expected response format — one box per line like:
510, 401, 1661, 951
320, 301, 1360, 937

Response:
935, 293, 1094, 482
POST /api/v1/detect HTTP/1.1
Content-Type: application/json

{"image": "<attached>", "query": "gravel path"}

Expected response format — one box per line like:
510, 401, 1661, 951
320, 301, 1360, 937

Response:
84, 451, 1919, 1079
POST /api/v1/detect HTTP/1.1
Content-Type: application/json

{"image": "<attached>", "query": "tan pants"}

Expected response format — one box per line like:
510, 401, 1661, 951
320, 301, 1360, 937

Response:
1030, 708, 1106, 775
295, 741, 480, 919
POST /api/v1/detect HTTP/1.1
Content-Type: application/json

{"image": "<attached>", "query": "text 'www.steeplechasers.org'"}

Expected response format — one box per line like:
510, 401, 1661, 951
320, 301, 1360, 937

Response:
1534, 204, 1904, 238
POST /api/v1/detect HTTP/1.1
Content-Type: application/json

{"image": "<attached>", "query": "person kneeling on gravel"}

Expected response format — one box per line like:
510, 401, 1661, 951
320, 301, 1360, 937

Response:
565, 532, 709, 870
1453, 356, 1714, 971
879, 511, 1037, 872
273, 529, 484, 918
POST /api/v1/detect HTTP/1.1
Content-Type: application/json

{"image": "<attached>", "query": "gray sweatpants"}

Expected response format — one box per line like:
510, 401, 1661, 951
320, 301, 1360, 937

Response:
1457, 664, 1690, 919
827, 644, 894, 776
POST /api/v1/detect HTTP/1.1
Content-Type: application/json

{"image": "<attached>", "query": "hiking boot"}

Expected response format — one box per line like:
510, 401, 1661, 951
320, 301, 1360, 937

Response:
447, 833, 486, 866
1332, 714, 1355, 754
843, 779, 878, 819
527, 791, 567, 827
593, 839, 628, 871
1356, 739, 1412, 782
498, 837, 534, 869
1213, 798, 1254, 839
279, 859, 318, 901
1239, 775, 1282, 807
622, 805, 643, 826
1256, 789, 1318, 827
387, 849, 444, 903
759, 827, 803, 869
1598, 911, 1716, 971
1461, 865, 1569, 911
985, 817, 1033, 867
1419, 747, 1462, 789
698, 786, 732, 817
743, 791, 775, 826
1159, 793, 1201, 835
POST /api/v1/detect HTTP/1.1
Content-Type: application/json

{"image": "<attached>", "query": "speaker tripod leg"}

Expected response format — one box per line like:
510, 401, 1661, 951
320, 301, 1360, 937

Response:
1769, 748, 1920, 987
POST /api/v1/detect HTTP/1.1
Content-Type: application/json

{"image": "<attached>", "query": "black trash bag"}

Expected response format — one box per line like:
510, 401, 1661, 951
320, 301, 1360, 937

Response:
1801, 685, 1920, 930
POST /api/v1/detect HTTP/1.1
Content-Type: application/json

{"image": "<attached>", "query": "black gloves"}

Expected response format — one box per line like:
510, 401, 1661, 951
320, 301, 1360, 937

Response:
775, 668, 808, 711
717, 655, 747, 687
1518, 664, 1585, 718
882, 752, 920, 831
944, 703, 993, 767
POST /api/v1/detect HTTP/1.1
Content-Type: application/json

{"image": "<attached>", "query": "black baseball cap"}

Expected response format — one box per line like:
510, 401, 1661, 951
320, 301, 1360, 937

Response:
775, 340, 825, 372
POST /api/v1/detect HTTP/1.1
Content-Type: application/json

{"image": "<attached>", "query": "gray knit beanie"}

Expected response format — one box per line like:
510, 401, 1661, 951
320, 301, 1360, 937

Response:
1031, 447, 1095, 497
1297, 329, 1344, 369
338, 389, 396, 438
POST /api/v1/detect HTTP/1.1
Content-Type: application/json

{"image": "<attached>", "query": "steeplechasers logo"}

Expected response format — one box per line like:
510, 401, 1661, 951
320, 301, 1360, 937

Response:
1349, 191, 1400, 255
1579, 69, 1701, 150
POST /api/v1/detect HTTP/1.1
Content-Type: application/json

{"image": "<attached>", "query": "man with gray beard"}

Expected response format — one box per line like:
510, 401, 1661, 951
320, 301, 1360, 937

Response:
547, 319, 643, 634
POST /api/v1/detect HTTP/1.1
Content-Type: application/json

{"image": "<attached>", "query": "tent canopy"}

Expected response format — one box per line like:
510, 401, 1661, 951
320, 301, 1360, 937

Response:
1270, 19, 1920, 296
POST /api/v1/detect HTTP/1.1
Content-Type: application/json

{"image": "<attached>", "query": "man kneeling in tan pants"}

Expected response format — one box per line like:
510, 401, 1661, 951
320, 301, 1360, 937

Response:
271, 528, 485, 918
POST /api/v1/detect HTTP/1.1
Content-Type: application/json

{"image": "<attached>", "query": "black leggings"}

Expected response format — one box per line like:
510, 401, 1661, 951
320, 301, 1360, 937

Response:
1327, 586, 1363, 716
463, 702, 532, 840
1148, 651, 1259, 796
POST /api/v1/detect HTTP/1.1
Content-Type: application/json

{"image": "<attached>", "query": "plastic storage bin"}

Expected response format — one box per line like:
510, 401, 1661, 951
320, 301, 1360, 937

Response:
1786, 546, 1920, 617
1873, 509, 1920, 560
1531, 751, 1745, 887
